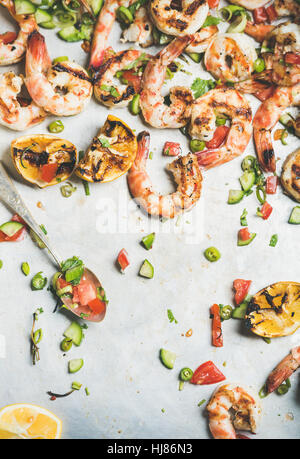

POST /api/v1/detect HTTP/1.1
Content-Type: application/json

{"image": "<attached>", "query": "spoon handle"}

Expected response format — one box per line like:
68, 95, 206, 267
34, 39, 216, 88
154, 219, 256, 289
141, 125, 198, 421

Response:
0, 161, 62, 267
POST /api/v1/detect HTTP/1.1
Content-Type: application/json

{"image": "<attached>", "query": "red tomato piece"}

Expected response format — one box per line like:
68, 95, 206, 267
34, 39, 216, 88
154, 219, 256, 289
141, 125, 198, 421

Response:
77, 277, 97, 306
121, 70, 142, 93
260, 201, 273, 220
0, 31, 17, 44
238, 228, 251, 242
56, 277, 71, 290
265, 5, 278, 23
163, 142, 182, 157
210, 304, 223, 348
11, 214, 26, 225
72, 286, 80, 303
41, 163, 58, 183
233, 279, 252, 305
207, 0, 220, 8
117, 249, 130, 272
253, 7, 268, 24
205, 126, 229, 149
266, 176, 278, 194
254, 85, 276, 102
285, 53, 300, 65
190, 360, 225, 385
0, 215, 26, 243
88, 297, 106, 314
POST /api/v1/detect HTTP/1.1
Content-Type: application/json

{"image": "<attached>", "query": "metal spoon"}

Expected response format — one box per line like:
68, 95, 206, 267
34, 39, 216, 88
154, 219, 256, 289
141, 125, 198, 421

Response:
0, 161, 106, 323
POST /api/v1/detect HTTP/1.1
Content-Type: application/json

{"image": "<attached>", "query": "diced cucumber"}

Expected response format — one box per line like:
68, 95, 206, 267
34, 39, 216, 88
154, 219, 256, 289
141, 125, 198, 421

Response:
160, 348, 176, 369
40, 20, 56, 29
142, 233, 155, 250
240, 171, 256, 192
87, 0, 103, 15
279, 113, 295, 134
0, 221, 23, 237
68, 358, 84, 374
186, 52, 202, 63
228, 189, 244, 204
237, 232, 256, 246
14, 0, 36, 14
57, 285, 73, 297
288, 206, 300, 224
139, 259, 154, 279
58, 26, 82, 42
63, 321, 83, 346
232, 302, 248, 319
35, 8, 52, 24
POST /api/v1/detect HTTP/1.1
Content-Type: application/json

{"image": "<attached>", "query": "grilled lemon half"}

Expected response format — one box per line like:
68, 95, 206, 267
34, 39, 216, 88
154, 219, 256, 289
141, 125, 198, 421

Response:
245, 282, 300, 338
76, 115, 137, 183
11, 135, 77, 188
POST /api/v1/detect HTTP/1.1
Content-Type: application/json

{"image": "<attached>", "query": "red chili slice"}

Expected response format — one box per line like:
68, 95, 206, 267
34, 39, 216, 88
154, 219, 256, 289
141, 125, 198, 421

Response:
210, 304, 223, 348
117, 249, 130, 272
233, 279, 252, 305
190, 360, 225, 385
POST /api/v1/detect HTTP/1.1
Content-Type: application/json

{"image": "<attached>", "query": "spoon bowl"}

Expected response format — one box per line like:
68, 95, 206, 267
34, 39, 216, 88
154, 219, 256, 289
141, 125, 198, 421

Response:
0, 161, 106, 323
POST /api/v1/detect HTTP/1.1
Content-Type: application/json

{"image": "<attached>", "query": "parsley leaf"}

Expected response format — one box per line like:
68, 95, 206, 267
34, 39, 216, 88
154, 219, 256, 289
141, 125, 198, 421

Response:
202, 16, 222, 28
191, 78, 216, 99
167, 309, 178, 324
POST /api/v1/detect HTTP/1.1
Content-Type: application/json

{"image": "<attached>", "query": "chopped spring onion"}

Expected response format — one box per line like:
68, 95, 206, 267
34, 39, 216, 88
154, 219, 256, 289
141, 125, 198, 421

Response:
83, 180, 90, 196
219, 5, 245, 21
116, 6, 134, 24
269, 234, 278, 247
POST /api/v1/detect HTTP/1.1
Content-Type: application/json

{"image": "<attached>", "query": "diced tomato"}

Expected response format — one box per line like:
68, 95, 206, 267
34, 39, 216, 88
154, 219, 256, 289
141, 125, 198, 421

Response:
117, 249, 130, 272
260, 201, 273, 220
206, 126, 229, 150
254, 85, 276, 102
190, 361, 225, 385
253, 7, 268, 24
207, 0, 220, 8
210, 304, 223, 348
163, 141, 181, 157
77, 277, 97, 306
238, 228, 251, 242
0, 215, 26, 243
88, 297, 106, 314
265, 5, 278, 23
56, 277, 71, 290
285, 53, 300, 65
72, 286, 80, 303
266, 176, 278, 194
233, 279, 252, 305
41, 163, 58, 183
11, 214, 26, 225
121, 70, 142, 93
0, 31, 17, 44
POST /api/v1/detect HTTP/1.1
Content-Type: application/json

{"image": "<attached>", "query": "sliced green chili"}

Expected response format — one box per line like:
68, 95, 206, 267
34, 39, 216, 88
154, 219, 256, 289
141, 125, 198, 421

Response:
256, 185, 266, 204
31, 272, 47, 291
259, 384, 268, 399
241, 155, 256, 171
61, 338, 73, 352
254, 57, 265, 73
276, 378, 291, 395
220, 305, 233, 321
204, 247, 221, 262
21, 262, 30, 276
48, 120, 64, 134
116, 6, 133, 24
180, 368, 194, 382
190, 139, 205, 153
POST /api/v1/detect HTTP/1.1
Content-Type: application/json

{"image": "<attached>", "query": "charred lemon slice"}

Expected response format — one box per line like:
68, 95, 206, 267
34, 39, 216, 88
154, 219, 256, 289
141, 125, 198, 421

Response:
11, 135, 77, 188
76, 115, 137, 183
245, 282, 300, 338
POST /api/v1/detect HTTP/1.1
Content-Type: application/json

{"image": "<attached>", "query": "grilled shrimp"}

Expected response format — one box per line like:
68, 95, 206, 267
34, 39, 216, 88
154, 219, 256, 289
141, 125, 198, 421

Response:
189, 87, 253, 169
127, 131, 202, 219
149, 0, 209, 36
0, 72, 46, 130
229, 0, 270, 9
185, 25, 218, 54
89, 0, 120, 71
234, 70, 274, 101
94, 49, 148, 107
0, 0, 37, 65
204, 33, 257, 82
266, 346, 300, 393
281, 148, 300, 202
140, 36, 194, 129
274, 0, 300, 18
207, 383, 261, 440
253, 83, 300, 172
121, 6, 153, 48
25, 31, 93, 116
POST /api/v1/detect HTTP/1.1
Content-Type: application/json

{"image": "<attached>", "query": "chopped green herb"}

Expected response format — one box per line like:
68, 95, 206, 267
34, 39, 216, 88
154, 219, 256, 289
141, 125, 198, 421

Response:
100, 85, 120, 98
0, 260, 3, 269
263, 337, 271, 344
98, 136, 111, 148
202, 15, 221, 28
167, 309, 178, 324
83, 180, 90, 196
198, 399, 206, 407
85, 387, 90, 396
191, 78, 216, 99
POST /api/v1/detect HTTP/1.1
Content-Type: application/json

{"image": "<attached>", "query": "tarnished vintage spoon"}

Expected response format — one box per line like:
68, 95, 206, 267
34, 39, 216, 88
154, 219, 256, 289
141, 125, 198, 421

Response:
0, 161, 106, 323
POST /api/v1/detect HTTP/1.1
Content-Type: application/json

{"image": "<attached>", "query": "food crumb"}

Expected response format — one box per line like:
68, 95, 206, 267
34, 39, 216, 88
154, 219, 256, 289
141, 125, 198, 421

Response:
37, 201, 44, 209
286, 412, 294, 421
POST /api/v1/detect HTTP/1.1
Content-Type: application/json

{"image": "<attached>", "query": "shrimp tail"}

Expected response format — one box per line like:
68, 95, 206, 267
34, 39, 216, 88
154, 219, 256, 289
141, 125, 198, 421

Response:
158, 35, 194, 64
253, 128, 275, 172
245, 21, 275, 43
26, 30, 51, 75
136, 131, 150, 166
266, 346, 300, 393
196, 148, 231, 170
235, 70, 273, 94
